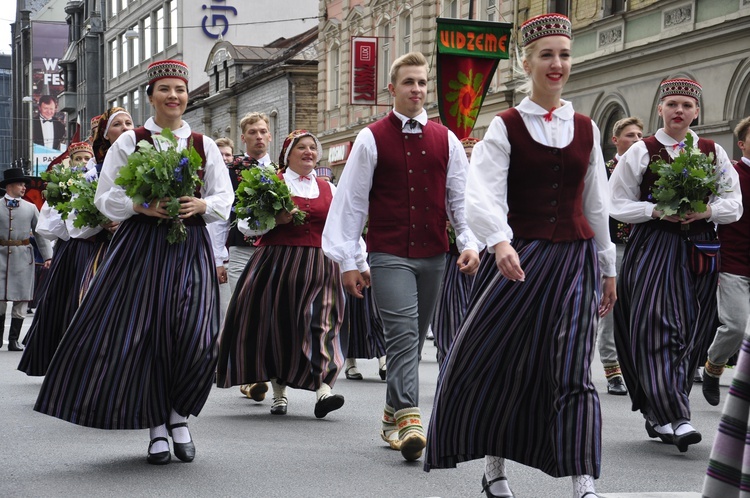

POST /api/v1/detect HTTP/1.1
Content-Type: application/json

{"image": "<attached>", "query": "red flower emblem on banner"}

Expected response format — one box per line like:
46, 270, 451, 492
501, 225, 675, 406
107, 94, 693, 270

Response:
446, 69, 483, 131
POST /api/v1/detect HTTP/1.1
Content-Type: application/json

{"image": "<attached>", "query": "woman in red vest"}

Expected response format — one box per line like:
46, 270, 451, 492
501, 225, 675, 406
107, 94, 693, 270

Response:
425, 14, 616, 498
609, 79, 741, 453
34, 60, 234, 466
217, 130, 355, 420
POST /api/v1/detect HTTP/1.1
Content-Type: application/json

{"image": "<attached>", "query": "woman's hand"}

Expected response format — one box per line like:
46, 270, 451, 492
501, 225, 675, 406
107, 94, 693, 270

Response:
457, 249, 480, 276
493, 241, 525, 282
342, 269, 370, 298
178, 196, 207, 218
133, 198, 171, 219
599, 276, 617, 317
652, 206, 712, 224
101, 220, 120, 234
275, 208, 299, 225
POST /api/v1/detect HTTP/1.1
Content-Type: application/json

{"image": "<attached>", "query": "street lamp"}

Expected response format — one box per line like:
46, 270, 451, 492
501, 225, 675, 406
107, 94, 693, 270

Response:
21, 96, 34, 175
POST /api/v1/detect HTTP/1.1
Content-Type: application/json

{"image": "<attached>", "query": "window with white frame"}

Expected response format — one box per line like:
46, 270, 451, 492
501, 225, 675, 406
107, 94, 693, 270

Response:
548, 0, 569, 16
120, 32, 129, 72
486, 0, 497, 21
110, 38, 119, 79
169, 1, 178, 47
121, 93, 129, 113
155, 7, 165, 54
448, 0, 459, 18
380, 21, 391, 89
128, 26, 139, 68
329, 45, 340, 108
143, 16, 152, 60
109, 0, 120, 18
131, 88, 140, 125
400, 13, 412, 54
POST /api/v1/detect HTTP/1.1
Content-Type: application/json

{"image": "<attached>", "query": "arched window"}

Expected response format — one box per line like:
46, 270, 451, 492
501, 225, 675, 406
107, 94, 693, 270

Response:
601, 105, 625, 161
380, 20, 391, 89
329, 44, 341, 109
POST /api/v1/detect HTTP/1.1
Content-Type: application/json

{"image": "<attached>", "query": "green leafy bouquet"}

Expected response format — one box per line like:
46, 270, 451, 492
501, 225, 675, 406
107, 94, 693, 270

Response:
68, 169, 109, 229
115, 128, 203, 243
40, 159, 86, 219
234, 164, 306, 232
648, 133, 729, 229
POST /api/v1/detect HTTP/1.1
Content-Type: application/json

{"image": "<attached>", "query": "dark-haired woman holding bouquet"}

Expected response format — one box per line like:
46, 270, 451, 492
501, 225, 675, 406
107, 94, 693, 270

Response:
217, 130, 362, 420
609, 78, 741, 453
34, 60, 233, 465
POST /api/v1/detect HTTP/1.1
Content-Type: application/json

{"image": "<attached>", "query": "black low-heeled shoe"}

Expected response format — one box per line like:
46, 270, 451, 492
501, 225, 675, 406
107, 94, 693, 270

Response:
482, 474, 514, 498
673, 426, 702, 453
314, 394, 345, 419
147, 437, 171, 465
645, 420, 674, 444
167, 422, 195, 462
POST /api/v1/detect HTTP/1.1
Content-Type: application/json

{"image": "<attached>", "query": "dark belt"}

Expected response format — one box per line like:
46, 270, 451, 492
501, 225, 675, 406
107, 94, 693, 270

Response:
0, 238, 30, 247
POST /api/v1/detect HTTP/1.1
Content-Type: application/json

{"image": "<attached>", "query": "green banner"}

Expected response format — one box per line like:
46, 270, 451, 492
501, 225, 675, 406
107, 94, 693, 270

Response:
436, 18, 513, 59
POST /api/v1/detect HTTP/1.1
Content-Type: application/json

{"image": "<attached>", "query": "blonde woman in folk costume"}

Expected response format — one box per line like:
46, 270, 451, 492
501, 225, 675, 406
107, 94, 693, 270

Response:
425, 14, 616, 498
34, 60, 233, 465
609, 78, 741, 453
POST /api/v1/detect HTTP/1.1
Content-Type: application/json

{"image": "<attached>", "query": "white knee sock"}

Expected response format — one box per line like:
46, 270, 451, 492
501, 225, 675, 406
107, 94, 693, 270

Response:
378, 356, 387, 370
316, 383, 332, 401
672, 419, 695, 436
484, 456, 511, 495
169, 409, 191, 444
572, 475, 596, 497
149, 424, 169, 453
271, 378, 287, 402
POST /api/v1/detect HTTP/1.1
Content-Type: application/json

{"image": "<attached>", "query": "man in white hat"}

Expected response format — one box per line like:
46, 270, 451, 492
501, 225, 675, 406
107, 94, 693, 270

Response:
0, 168, 52, 350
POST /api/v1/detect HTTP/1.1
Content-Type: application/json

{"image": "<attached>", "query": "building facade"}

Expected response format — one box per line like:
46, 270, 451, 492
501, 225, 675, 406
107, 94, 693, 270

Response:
316, 0, 750, 173
0, 55, 12, 170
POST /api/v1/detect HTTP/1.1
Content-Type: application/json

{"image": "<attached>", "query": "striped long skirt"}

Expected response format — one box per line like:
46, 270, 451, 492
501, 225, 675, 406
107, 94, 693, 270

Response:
432, 252, 474, 366
425, 239, 601, 478
216, 245, 345, 391
34, 216, 220, 429
344, 286, 386, 360
703, 332, 750, 497
18, 238, 99, 376
613, 223, 718, 425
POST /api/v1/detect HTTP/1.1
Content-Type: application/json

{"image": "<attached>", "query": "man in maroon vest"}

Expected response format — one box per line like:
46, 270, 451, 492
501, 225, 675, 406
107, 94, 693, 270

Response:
702, 116, 750, 406
323, 52, 480, 462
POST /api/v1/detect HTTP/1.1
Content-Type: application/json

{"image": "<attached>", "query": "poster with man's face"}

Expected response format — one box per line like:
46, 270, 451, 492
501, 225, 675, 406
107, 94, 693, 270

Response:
31, 21, 69, 174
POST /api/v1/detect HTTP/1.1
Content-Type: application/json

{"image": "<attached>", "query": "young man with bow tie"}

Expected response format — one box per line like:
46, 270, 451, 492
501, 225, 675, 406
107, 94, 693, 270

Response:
0, 168, 52, 350
322, 52, 480, 462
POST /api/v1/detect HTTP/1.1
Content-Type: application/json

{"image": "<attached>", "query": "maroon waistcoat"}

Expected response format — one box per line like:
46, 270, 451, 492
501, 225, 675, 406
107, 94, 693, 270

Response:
367, 112, 449, 258
718, 160, 750, 277
500, 108, 594, 242
640, 135, 715, 236
258, 175, 332, 248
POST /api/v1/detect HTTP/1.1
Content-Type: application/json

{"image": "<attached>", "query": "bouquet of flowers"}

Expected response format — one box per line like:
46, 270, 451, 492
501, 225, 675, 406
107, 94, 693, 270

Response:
40, 159, 86, 219
68, 168, 109, 229
115, 128, 203, 243
234, 164, 306, 232
648, 133, 729, 229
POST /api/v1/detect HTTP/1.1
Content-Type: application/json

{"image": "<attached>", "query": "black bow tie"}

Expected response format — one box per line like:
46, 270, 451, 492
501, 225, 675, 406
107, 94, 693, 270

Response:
405, 119, 420, 130
6, 199, 19, 208
41, 118, 54, 124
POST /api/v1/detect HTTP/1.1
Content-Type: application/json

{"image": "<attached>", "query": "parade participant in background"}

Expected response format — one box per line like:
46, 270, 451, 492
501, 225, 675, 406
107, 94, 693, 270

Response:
610, 78, 741, 453
208, 112, 273, 403
215, 137, 235, 165
598, 117, 643, 396
34, 59, 233, 465
314, 166, 333, 183
19, 116, 132, 375
217, 130, 352, 419
0, 168, 53, 351
701, 116, 750, 406
424, 15, 616, 498
209, 136, 234, 326
431, 136, 484, 366
323, 51, 480, 462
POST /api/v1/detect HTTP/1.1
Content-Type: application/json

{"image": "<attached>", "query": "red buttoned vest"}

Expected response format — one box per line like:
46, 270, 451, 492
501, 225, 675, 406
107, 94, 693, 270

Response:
501, 108, 594, 241
367, 112, 449, 258
258, 175, 332, 248
718, 161, 750, 277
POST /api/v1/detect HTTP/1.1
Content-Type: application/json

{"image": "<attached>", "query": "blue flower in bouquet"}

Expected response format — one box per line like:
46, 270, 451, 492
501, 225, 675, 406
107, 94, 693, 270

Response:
234, 164, 306, 232
115, 128, 204, 243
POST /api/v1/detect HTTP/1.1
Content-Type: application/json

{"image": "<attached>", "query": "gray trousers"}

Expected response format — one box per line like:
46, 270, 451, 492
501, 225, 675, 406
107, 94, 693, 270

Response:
707, 272, 750, 366
598, 244, 625, 366
369, 252, 445, 410
219, 245, 258, 325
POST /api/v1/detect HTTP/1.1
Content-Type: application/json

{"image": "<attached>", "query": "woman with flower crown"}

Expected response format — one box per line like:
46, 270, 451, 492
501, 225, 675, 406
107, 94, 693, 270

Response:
216, 130, 358, 420
33, 60, 233, 466
424, 14, 616, 498
609, 78, 741, 453
19, 111, 133, 376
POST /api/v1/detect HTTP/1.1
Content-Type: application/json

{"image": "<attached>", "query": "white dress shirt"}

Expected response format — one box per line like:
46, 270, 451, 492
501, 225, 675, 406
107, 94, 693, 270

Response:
466, 97, 616, 276
41, 118, 55, 148
609, 128, 742, 225
36, 201, 70, 242
322, 108, 480, 273
95, 117, 233, 231
66, 161, 105, 240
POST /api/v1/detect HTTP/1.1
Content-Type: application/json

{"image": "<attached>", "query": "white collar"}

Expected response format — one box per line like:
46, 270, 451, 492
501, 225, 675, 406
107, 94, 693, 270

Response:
245, 153, 271, 166
517, 97, 574, 120
144, 117, 192, 138
4, 194, 20, 201
393, 109, 428, 128
654, 128, 699, 147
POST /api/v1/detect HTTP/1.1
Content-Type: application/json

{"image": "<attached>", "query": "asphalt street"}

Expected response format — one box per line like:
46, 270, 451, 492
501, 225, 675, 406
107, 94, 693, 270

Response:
0, 311, 721, 497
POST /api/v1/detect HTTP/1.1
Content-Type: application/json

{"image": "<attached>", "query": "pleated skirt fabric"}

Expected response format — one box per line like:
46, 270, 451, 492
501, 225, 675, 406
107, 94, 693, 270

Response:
34, 217, 220, 430
344, 286, 386, 360
613, 223, 718, 425
216, 245, 345, 391
19, 238, 98, 376
432, 252, 474, 366
425, 239, 602, 478
703, 334, 750, 498
78, 238, 109, 305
